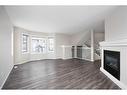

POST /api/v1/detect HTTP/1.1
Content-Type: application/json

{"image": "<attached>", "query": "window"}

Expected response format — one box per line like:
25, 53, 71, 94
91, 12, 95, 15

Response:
22, 34, 28, 53
32, 38, 47, 53
48, 37, 54, 52
31, 37, 54, 53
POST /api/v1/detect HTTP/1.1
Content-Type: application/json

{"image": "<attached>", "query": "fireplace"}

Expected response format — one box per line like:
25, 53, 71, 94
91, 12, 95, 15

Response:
104, 50, 120, 80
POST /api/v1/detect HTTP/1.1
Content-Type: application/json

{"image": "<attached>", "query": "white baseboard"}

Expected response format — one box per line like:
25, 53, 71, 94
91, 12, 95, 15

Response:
62, 58, 72, 60
16, 60, 30, 65
75, 57, 93, 62
16, 58, 57, 65
0, 64, 14, 89
100, 67, 127, 89
84, 58, 91, 61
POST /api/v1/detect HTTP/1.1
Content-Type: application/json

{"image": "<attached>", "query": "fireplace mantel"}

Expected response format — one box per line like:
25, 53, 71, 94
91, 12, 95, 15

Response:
100, 39, 127, 90
100, 39, 127, 47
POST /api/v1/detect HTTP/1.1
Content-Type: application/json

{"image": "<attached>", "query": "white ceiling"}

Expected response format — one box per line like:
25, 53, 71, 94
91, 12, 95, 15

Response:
5, 6, 117, 34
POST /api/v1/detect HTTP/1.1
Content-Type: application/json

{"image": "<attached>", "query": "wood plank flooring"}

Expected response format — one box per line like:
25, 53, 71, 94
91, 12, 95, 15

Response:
2, 59, 120, 89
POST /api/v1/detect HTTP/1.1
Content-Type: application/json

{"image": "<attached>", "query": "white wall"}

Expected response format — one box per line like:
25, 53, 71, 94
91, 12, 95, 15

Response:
14, 27, 104, 63
14, 27, 56, 64
55, 33, 71, 59
14, 27, 30, 64
14, 27, 71, 64
105, 7, 127, 41
101, 6, 127, 89
0, 7, 13, 88
70, 30, 90, 45
94, 32, 104, 45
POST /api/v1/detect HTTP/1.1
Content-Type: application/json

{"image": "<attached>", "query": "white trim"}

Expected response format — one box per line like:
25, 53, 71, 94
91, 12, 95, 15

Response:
84, 58, 92, 61
47, 37, 55, 53
0, 64, 14, 89
76, 57, 92, 62
15, 58, 63, 65
91, 29, 94, 62
82, 47, 91, 49
100, 39, 127, 47
62, 58, 72, 60
61, 45, 72, 48
31, 37, 46, 40
100, 67, 127, 90
30, 52, 47, 54
15, 60, 31, 65
22, 33, 29, 54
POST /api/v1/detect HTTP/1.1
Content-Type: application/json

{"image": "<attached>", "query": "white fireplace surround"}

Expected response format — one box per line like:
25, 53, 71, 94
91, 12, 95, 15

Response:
100, 39, 127, 89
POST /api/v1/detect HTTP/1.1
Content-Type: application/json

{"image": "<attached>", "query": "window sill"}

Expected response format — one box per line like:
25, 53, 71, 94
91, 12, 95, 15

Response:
22, 52, 29, 54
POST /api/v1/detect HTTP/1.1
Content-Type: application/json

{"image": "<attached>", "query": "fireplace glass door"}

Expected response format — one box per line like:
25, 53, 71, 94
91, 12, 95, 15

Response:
104, 50, 120, 80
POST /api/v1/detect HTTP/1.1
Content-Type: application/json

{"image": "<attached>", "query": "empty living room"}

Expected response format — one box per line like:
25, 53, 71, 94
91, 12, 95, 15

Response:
0, 0, 127, 95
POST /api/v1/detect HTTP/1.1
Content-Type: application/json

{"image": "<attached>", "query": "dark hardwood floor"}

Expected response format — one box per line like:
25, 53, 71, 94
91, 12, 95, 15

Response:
2, 59, 120, 89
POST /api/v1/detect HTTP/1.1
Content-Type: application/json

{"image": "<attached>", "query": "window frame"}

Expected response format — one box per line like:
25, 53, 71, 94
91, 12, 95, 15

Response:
31, 37, 47, 54
47, 37, 54, 52
22, 33, 29, 54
